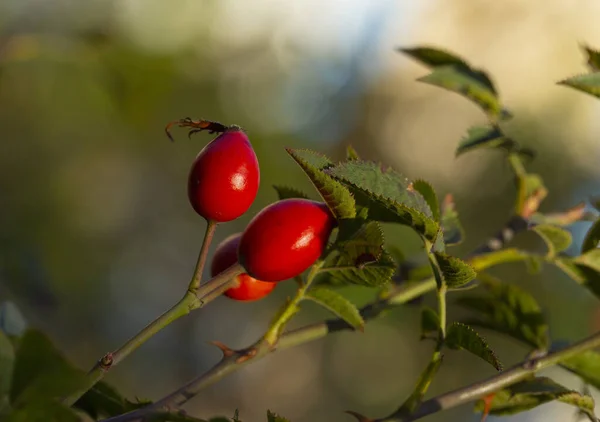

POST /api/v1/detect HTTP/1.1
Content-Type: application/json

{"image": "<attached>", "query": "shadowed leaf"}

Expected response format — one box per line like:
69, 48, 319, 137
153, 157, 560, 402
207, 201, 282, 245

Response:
456, 125, 515, 157
440, 194, 464, 246
74, 381, 150, 418
558, 347, 600, 390
305, 287, 364, 331
553, 257, 600, 299
582, 219, 600, 253
287, 148, 356, 220
456, 277, 548, 349
532, 224, 572, 258
273, 185, 310, 201
4, 400, 80, 422
446, 322, 502, 370
582, 44, 600, 71
318, 250, 396, 287
575, 249, 600, 273
413, 180, 440, 221
267, 410, 291, 422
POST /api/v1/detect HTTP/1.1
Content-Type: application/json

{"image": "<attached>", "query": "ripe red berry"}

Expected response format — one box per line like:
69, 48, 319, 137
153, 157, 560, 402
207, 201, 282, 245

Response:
211, 233, 276, 301
188, 128, 260, 222
238, 199, 337, 282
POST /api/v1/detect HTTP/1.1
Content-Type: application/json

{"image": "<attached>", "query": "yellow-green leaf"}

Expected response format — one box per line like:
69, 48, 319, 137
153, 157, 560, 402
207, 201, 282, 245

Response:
305, 287, 364, 331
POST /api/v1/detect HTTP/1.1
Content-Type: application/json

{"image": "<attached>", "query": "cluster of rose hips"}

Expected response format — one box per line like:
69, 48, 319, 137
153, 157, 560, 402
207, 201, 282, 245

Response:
166, 118, 337, 301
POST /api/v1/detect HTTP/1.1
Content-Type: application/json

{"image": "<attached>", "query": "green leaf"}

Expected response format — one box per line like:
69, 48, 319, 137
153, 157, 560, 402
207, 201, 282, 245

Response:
446, 322, 502, 370
433, 252, 476, 289
474, 377, 595, 418
0, 331, 14, 398
582, 44, 600, 71
469, 248, 531, 271
318, 250, 396, 287
305, 287, 364, 331
334, 220, 384, 257
420, 307, 440, 338
74, 381, 150, 418
284, 148, 333, 169
456, 278, 548, 349
10, 329, 87, 405
287, 148, 356, 220
399, 46, 469, 70
575, 249, 600, 273
272, 185, 310, 201
559, 72, 600, 99
455, 125, 515, 157
0, 302, 27, 337
325, 161, 440, 241
267, 410, 290, 422
559, 348, 600, 390
553, 257, 600, 299
5, 400, 81, 422
418, 66, 510, 121
532, 224, 572, 257
582, 219, 600, 253
346, 145, 360, 161
412, 180, 440, 221
440, 195, 464, 246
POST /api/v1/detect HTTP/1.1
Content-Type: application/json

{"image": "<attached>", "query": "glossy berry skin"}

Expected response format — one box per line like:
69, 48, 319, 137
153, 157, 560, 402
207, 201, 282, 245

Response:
188, 129, 260, 222
238, 199, 337, 282
211, 233, 276, 301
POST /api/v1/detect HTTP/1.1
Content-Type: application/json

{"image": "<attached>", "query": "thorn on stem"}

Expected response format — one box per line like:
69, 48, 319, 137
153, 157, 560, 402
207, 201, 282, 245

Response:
344, 410, 375, 422
235, 347, 258, 364
210, 341, 235, 358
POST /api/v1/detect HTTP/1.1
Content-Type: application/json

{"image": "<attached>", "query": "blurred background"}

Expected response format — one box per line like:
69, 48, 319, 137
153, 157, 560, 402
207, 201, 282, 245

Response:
1, 0, 600, 421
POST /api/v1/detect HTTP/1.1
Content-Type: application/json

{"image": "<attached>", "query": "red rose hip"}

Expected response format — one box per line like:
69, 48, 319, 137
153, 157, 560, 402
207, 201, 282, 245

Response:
188, 128, 260, 222
211, 233, 276, 301
238, 199, 337, 282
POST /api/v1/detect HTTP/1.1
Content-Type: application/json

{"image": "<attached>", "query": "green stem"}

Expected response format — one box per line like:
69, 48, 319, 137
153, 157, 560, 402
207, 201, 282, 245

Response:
62, 261, 244, 407
189, 220, 218, 292
437, 285, 447, 339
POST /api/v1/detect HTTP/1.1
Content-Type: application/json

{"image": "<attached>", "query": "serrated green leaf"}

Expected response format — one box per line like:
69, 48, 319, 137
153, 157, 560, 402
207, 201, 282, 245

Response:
418, 66, 510, 120
412, 180, 440, 222
433, 253, 476, 288
5, 400, 81, 422
456, 125, 515, 157
440, 195, 464, 246
474, 377, 595, 418
318, 250, 396, 287
287, 148, 356, 220
333, 220, 385, 262
346, 145, 360, 161
284, 148, 333, 169
325, 161, 440, 241
272, 185, 310, 201
582, 219, 600, 253
267, 410, 290, 422
456, 277, 548, 349
10, 329, 87, 405
446, 322, 502, 370
0, 331, 14, 398
532, 224, 572, 257
559, 348, 600, 390
305, 287, 364, 331
469, 248, 531, 271
0, 302, 27, 337
559, 72, 600, 99
74, 381, 150, 418
420, 307, 439, 338
583, 44, 600, 71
